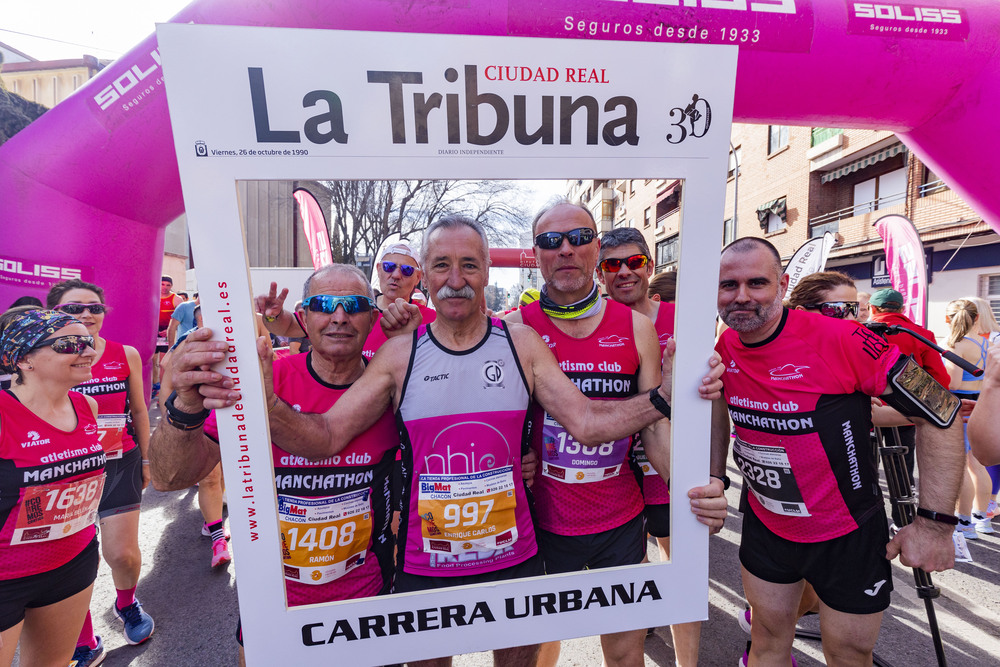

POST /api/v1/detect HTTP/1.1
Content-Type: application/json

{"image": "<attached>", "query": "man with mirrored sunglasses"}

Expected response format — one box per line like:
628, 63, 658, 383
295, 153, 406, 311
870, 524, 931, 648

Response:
150, 264, 405, 665
507, 200, 725, 667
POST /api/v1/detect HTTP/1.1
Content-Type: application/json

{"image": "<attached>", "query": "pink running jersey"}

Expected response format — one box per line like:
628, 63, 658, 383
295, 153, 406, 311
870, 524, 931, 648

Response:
0, 391, 106, 579
72, 340, 137, 458
634, 301, 675, 506
206, 353, 398, 605
521, 300, 645, 535
396, 318, 536, 576
363, 305, 437, 361
715, 309, 901, 543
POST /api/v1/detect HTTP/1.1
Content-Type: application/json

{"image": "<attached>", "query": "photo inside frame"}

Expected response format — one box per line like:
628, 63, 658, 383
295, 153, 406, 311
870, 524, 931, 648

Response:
233, 176, 686, 607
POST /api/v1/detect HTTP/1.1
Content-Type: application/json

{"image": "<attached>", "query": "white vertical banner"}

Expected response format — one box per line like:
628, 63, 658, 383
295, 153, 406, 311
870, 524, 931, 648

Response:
158, 24, 736, 666
784, 231, 835, 292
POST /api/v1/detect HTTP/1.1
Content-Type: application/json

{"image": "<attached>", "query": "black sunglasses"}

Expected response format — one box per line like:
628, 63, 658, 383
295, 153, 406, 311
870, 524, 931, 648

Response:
33, 335, 96, 355
56, 303, 108, 315
534, 227, 597, 250
804, 301, 859, 319
381, 261, 416, 277
599, 254, 649, 273
302, 294, 377, 315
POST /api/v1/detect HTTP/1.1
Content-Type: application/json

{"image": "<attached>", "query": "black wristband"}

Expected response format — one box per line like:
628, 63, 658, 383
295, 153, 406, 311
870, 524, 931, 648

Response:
710, 474, 731, 491
649, 387, 671, 420
916, 507, 959, 526
164, 391, 210, 431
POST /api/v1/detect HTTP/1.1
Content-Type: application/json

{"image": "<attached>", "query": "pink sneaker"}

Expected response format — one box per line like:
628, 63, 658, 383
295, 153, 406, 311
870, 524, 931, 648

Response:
211, 538, 232, 568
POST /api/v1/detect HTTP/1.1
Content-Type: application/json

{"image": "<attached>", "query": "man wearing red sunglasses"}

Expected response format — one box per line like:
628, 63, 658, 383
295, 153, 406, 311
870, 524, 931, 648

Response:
597, 227, 701, 667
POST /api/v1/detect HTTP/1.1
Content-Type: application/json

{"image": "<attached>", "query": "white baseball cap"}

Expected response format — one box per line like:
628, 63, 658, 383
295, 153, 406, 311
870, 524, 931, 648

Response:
378, 241, 420, 268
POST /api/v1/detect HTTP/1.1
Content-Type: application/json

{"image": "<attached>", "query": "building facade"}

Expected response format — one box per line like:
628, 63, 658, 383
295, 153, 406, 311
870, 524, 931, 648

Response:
0, 43, 104, 108
601, 124, 999, 342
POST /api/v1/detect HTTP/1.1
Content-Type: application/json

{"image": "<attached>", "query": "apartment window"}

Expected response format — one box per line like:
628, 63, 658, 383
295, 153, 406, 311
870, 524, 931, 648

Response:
32, 79, 38, 102
656, 235, 679, 270
643, 207, 652, 228
757, 197, 787, 233
981, 274, 1000, 322
920, 167, 949, 197
852, 167, 906, 216
768, 125, 789, 154
52, 77, 58, 106
728, 146, 741, 179
601, 199, 614, 220
73, 75, 80, 90
629, 180, 635, 197
12, 79, 20, 95
723, 217, 736, 246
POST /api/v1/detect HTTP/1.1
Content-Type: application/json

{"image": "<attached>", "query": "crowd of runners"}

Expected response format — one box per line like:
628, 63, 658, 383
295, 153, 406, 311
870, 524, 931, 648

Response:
2, 199, 999, 667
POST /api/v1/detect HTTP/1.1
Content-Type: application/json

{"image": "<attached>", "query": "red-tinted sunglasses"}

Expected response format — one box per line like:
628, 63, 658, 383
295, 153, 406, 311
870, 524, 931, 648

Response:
599, 254, 649, 273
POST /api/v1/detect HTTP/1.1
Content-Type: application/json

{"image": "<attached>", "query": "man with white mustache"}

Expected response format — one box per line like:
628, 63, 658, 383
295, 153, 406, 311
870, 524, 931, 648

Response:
196, 214, 728, 666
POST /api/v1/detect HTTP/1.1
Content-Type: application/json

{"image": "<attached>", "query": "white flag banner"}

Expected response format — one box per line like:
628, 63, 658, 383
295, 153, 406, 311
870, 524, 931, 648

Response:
784, 232, 835, 292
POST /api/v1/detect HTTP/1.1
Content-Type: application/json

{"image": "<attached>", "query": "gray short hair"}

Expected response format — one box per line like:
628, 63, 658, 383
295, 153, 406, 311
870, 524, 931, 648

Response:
531, 197, 597, 237
421, 215, 490, 266
302, 264, 374, 302
599, 228, 651, 262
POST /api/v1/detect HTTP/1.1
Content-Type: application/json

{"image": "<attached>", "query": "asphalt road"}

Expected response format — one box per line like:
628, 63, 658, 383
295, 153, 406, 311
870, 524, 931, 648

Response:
31, 412, 1000, 666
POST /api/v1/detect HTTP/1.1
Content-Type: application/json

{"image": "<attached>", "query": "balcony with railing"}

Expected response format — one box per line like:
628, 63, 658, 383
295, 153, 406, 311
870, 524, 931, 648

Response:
807, 191, 906, 239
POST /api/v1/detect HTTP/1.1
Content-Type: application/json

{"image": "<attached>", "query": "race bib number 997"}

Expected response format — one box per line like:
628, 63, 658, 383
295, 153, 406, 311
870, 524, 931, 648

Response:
418, 466, 518, 554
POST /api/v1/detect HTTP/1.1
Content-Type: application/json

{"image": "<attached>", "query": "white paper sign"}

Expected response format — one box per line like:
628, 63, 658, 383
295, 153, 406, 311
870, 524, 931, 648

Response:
158, 24, 735, 666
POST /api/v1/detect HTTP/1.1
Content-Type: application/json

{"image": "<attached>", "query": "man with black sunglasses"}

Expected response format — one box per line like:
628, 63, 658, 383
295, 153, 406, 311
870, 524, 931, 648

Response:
506, 201, 722, 667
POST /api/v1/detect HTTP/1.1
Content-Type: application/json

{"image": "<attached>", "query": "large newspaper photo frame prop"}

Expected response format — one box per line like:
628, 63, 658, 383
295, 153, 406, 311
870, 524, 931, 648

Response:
158, 24, 735, 666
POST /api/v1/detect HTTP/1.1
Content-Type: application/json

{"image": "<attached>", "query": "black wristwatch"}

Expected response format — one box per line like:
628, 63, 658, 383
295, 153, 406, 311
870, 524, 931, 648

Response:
648, 387, 671, 420
916, 507, 959, 526
164, 391, 210, 431
710, 474, 731, 491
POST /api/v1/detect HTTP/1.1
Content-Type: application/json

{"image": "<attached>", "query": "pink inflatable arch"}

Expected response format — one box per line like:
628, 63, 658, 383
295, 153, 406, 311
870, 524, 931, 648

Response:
2, 0, 998, 378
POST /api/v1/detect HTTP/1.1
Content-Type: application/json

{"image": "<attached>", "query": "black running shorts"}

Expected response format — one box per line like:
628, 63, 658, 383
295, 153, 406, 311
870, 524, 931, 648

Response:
393, 552, 544, 594
644, 503, 670, 538
739, 507, 893, 614
537, 512, 646, 575
98, 445, 143, 518
0, 538, 99, 631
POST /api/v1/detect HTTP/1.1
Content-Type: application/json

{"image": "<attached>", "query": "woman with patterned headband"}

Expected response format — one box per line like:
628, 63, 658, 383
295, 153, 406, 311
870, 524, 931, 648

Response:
45, 278, 155, 666
0, 307, 106, 667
